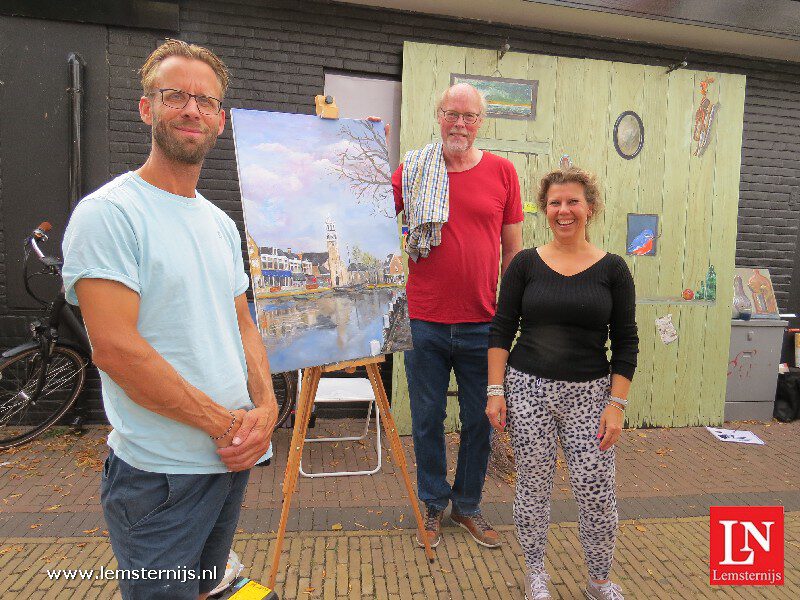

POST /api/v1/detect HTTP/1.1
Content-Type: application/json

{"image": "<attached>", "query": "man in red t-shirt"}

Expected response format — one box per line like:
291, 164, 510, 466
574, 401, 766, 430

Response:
393, 83, 523, 550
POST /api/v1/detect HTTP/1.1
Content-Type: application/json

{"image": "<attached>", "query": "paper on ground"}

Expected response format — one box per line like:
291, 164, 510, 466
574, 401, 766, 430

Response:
706, 427, 765, 445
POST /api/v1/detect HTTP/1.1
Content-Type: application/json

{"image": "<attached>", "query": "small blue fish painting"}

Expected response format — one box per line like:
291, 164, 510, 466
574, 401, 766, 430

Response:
626, 214, 658, 256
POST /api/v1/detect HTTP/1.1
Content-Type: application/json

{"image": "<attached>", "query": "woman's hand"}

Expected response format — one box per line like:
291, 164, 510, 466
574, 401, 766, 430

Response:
596, 403, 624, 450
485, 395, 507, 432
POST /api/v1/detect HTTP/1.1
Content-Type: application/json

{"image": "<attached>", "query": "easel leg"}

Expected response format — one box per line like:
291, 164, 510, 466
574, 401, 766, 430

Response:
366, 363, 435, 563
268, 367, 321, 588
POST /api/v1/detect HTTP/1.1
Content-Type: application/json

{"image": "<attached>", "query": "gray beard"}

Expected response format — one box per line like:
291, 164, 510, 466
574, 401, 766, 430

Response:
444, 130, 471, 154
444, 138, 470, 153
152, 115, 217, 165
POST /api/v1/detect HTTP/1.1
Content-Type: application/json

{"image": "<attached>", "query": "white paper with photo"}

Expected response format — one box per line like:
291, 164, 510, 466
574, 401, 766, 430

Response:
655, 313, 678, 345
706, 427, 765, 445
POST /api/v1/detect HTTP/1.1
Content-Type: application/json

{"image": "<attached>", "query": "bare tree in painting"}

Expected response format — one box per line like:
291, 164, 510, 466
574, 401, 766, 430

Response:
328, 121, 393, 218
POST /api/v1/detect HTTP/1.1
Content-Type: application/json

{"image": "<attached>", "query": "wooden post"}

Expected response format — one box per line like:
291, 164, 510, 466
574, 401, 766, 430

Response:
268, 357, 433, 589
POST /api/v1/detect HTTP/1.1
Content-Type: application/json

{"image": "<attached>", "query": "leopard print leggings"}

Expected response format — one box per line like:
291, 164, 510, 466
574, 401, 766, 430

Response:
505, 366, 617, 580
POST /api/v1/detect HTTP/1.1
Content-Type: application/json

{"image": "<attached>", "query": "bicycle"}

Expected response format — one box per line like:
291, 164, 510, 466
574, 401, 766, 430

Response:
0, 222, 90, 449
0, 222, 296, 450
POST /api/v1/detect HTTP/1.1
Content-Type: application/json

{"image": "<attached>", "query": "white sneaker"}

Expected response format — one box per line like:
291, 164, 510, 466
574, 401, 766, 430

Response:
584, 580, 624, 599
524, 571, 551, 600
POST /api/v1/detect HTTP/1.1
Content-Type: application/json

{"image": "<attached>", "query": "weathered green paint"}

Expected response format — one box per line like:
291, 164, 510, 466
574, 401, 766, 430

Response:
393, 41, 746, 434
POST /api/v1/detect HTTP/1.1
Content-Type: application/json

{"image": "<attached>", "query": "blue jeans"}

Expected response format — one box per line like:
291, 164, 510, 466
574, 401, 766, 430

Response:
405, 319, 491, 516
100, 449, 250, 599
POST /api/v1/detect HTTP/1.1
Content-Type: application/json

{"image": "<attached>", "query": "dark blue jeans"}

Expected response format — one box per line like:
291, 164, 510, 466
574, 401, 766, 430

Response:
405, 319, 491, 516
101, 449, 250, 599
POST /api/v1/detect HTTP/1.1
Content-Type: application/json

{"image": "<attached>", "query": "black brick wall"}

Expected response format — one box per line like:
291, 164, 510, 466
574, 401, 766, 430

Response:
2, 0, 799, 421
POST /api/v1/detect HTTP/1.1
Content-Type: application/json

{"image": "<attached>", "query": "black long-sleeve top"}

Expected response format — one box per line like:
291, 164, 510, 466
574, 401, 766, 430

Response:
489, 248, 638, 382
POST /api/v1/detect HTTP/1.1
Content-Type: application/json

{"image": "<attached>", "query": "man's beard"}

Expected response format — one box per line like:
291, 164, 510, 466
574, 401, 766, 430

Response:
444, 129, 471, 154
152, 113, 217, 165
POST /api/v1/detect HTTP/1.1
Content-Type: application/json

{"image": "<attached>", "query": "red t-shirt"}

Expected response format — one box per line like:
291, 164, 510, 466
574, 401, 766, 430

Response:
393, 151, 523, 324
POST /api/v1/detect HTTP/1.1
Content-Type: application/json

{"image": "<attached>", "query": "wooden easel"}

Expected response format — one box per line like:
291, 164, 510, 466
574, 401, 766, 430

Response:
268, 355, 435, 588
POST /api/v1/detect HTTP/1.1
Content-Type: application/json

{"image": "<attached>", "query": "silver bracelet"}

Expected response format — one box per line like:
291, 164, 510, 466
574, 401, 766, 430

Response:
210, 411, 236, 440
609, 396, 628, 407
487, 384, 505, 397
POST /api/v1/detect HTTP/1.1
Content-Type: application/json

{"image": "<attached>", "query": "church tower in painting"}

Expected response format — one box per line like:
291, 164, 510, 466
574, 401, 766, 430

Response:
325, 215, 348, 287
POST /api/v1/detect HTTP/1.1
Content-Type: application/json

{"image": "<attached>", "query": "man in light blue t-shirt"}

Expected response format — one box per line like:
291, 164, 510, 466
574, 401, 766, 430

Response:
62, 40, 278, 600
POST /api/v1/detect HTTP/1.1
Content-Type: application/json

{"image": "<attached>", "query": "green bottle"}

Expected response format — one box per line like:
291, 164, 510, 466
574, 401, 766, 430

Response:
697, 281, 705, 300
706, 265, 717, 301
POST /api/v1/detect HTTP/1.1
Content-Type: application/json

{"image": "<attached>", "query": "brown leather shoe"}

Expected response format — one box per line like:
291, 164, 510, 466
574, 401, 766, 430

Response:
416, 505, 444, 548
451, 511, 502, 548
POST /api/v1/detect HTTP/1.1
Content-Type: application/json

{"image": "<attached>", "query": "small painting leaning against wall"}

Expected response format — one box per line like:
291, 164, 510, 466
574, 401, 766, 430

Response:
450, 74, 538, 120
733, 267, 780, 320
231, 110, 413, 374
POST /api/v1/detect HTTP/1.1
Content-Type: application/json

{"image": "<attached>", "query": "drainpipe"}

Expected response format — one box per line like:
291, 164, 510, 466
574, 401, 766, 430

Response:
68, 52, 85, 212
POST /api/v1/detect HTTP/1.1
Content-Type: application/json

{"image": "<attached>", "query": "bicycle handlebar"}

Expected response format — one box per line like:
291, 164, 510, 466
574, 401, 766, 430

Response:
34, 221, 52, 239
29, 237, 47, 261
27, 222, 54, 263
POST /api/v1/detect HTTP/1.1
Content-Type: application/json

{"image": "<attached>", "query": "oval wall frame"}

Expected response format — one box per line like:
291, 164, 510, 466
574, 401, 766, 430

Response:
613, 111, 644, 160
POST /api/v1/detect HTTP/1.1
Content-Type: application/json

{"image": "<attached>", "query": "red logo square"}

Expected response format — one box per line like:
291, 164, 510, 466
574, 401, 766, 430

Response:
710, 506, 784, 586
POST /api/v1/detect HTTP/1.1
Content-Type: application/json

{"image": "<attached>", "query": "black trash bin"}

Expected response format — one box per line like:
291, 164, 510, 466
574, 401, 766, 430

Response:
774, 368, 800, 422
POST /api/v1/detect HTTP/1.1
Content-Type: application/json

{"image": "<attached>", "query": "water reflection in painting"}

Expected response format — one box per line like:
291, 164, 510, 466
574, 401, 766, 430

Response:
257, 286, 410, 374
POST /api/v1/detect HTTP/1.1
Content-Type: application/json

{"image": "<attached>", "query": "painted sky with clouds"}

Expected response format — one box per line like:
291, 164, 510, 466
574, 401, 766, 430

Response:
231, 109, 398, 259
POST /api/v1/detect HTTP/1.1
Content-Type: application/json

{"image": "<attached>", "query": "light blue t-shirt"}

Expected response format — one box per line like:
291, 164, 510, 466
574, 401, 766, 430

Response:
63, 172, 270, 473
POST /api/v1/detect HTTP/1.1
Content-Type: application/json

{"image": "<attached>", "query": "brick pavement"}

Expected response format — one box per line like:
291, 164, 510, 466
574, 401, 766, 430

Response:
1, 420, 799, 598
1, 420, 798, 538
0, 515, 797, 599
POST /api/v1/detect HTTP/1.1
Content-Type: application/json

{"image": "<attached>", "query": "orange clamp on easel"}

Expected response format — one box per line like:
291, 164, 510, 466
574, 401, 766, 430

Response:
315, 95, 339, 119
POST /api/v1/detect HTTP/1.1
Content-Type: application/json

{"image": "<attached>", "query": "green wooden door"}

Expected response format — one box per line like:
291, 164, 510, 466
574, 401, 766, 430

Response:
393, 42, 745, 433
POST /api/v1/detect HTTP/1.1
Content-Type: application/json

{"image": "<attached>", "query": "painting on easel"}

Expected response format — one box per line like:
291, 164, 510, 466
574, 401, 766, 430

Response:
231, 110, 412, 373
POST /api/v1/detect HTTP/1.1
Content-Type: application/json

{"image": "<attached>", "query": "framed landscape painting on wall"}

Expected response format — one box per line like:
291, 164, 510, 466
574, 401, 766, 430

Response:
450, 73, 538, 120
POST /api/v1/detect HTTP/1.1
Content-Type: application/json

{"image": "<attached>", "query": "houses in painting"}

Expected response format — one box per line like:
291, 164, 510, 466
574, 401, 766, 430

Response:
384, 253, 404, 284
258, 247, 313, 289
246, 216, 403, 296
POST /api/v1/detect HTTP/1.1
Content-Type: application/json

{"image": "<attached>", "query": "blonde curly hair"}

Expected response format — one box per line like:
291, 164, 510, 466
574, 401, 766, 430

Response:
537, 167, 604, 240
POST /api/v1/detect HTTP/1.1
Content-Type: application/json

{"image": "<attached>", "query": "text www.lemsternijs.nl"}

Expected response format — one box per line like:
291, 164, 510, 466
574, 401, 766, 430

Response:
45, 566, 217, 582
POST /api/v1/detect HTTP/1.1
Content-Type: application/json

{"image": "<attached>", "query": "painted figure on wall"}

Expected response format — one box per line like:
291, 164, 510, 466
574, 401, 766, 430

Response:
693, 77, 720, 156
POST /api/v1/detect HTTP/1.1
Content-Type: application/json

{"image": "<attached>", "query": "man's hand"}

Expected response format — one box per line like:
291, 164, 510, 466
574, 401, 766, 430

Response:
596, 403, 624, 451
216, 400, 278, 471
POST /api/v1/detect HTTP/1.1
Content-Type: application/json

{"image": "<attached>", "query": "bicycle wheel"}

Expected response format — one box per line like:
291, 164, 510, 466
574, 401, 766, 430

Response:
274, 371, 297, 429
0, 345, 87, 449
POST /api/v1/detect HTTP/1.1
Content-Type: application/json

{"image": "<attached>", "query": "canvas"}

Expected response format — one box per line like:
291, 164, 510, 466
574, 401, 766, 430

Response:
231, 110, 412, 373
626, 213, 658, 256
733, 267, 780, 320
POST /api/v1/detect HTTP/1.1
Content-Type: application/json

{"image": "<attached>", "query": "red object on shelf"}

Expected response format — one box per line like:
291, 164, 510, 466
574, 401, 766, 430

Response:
682, 288, 694, 300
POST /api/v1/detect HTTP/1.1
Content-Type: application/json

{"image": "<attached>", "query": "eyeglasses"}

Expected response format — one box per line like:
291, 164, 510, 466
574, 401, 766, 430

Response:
439, 108, 481, 125
153, 88, 222, 115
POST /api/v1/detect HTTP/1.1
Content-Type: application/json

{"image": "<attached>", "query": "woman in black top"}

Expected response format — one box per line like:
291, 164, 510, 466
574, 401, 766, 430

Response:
486, 168, 637, 600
